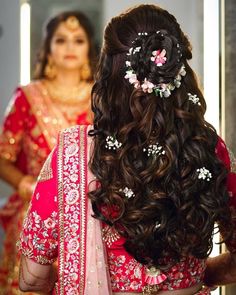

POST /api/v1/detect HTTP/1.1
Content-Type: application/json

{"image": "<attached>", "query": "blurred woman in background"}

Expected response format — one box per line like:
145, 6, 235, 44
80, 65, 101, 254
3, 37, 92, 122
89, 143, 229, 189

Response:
0, 10, 97, 294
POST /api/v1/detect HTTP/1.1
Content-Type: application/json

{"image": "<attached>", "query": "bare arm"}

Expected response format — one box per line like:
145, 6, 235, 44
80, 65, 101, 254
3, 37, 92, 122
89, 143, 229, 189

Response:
19, 255, 57, 294
204, 252, 236, 287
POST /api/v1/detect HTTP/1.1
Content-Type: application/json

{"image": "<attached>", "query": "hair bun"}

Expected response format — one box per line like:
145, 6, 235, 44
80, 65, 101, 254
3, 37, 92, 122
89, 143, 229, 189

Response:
128, 30, 183, 86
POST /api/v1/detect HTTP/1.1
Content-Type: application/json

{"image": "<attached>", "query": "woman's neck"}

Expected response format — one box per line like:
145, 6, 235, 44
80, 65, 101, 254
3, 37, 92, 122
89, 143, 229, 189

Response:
51, 70, 81, 88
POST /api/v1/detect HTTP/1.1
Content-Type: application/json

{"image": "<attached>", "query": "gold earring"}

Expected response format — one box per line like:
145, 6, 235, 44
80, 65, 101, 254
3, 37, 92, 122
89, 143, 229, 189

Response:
80, 63, 92, 81
44, 58, 57, 79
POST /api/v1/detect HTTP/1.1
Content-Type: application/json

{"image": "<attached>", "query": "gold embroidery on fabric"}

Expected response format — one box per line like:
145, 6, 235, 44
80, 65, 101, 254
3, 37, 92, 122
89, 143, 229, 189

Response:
79, 125, 86, 294
229, 149, 236, 173
57, 131, 65, 295
142, 284, 160, 294
16, 241, 56, 265
22, 81, 71, 150
102, 225, 120, 247
59, 126, 81, 293
37, 149, 54, 182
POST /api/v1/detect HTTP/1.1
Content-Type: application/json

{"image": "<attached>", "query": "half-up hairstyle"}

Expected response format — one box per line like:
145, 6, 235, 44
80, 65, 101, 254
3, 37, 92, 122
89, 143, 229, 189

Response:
89, 4, 232, 268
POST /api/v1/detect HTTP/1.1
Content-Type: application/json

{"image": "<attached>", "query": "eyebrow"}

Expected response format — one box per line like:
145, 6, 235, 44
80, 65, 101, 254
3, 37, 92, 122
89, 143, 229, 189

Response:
54, 33, 86, 38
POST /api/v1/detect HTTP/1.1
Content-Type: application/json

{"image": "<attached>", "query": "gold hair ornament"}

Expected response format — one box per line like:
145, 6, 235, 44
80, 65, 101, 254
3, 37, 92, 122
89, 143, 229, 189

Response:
64, 16, 80, 31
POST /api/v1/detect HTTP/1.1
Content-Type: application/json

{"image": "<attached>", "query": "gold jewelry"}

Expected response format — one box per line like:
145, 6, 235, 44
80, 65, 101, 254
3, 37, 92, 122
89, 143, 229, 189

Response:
44, 58, 57, 80
18, 175, 36, 201
102, 225, 120, 247
64, 16, 80, 31
80, 63, 92, 81
44, 80, 92, 104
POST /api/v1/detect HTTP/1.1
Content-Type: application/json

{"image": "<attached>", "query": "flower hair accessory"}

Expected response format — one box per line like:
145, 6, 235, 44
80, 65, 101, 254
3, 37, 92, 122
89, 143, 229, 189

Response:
197, 167, 212, 181
119, 187, 135, 199
151, 49, 167, 66
143, 143, 165, 157
105, 135, 122, 150
124, 30, 186, 98
188, 93, 201, 106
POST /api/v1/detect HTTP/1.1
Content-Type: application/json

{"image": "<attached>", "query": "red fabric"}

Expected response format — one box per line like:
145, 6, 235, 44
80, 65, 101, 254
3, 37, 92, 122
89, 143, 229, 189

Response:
0, 86, 92, 294
17, 132, 236, 293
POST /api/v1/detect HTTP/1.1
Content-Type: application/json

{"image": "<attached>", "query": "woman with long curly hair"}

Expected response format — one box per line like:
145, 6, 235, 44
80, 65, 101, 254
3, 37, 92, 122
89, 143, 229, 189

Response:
17, 4, 236, 295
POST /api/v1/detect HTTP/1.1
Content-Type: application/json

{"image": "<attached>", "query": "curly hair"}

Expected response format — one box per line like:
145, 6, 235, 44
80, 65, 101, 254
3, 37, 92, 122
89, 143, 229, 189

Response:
88, 4, 232, 268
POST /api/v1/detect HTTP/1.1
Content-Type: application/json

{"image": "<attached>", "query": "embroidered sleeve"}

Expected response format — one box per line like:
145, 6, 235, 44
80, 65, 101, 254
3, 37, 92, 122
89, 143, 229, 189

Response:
17, 146, 59, 264
0, 88, 30, 162
216, 137, 236, 252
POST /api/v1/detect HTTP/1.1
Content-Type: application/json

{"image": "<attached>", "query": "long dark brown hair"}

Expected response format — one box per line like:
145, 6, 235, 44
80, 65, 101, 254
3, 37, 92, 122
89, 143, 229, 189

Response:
33, 10, 97, 81
89, 4, 232, 268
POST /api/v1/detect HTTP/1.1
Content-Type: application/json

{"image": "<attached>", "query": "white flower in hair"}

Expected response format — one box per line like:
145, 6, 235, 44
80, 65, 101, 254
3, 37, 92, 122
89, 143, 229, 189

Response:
127, 47, 133, 56
124, 70, 140, 88
197, 167, 212, 181
133, 46, 141, 54
105, 135, 122, 150
120, 187, 135, 199
188, 93, 201, 106
154, 221, 161, 230
143, 143, 165, 157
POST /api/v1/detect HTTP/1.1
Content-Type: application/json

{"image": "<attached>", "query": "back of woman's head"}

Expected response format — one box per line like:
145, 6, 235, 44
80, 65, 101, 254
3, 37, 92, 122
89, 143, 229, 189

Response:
89, 4, 232, 268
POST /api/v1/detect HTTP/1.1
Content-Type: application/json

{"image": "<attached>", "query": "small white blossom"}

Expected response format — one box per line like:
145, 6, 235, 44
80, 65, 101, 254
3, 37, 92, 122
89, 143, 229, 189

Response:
143, 143, 165, 157
197, 167, 212, 181
105, 135, 122, 150
133, 46, 141, 54
188, 93, 201, 106
120, 187, 135, 199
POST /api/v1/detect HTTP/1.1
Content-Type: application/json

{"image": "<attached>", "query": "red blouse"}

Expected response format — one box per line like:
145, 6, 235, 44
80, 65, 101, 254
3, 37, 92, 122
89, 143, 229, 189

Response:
17, 132, 236, 294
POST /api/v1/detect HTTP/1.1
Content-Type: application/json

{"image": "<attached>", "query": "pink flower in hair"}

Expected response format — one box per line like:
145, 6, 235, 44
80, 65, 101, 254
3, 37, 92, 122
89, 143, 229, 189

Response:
151, 49, 167, 66
141, 78, 155, 93
125, 70, 140, 88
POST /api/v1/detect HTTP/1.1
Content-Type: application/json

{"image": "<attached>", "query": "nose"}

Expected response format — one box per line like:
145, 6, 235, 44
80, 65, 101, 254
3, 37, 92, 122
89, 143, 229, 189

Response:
66, 40, 76, 51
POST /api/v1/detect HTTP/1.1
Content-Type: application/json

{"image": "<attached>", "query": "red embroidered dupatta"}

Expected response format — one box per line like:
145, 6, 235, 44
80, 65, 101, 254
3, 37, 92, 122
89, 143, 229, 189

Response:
22, 81, 72, 150
56, 125, 111, 295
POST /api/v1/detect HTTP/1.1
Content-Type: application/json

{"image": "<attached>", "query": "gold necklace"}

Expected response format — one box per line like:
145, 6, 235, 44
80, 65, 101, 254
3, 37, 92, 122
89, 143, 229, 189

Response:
43, 80, 92, 105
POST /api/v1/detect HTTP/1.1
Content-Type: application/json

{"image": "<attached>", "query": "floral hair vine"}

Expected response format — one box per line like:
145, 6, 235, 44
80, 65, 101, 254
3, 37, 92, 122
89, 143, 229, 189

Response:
124, 31, 186, 98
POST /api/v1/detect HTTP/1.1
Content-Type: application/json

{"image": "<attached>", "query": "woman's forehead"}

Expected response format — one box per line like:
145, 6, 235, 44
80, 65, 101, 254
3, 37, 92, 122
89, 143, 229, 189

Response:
53, 22, 87, 38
